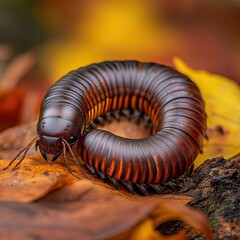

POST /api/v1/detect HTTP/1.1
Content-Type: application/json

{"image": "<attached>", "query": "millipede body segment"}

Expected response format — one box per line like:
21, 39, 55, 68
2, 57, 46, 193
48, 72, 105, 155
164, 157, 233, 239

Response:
36, 61, 206, 189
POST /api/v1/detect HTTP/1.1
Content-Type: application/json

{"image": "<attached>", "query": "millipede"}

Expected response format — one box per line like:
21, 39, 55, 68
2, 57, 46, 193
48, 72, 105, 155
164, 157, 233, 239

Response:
3, 61, 207, 194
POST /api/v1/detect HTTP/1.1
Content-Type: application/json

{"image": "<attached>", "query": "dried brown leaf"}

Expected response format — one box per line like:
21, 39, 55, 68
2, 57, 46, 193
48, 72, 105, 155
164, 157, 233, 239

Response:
0, 157, 76, 202
0, 181, 160, 240
0, 181, 213, 240
0, 116, 213, 240
0, 121, 37, 159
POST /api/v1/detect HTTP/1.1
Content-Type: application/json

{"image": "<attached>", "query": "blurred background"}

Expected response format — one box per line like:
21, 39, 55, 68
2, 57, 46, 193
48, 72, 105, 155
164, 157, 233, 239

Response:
0, 0, 239, 132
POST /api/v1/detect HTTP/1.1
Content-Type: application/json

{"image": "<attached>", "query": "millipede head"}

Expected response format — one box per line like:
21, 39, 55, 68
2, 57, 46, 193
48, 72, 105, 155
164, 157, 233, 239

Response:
36, 116, 83, 161
36, 137, 63, 162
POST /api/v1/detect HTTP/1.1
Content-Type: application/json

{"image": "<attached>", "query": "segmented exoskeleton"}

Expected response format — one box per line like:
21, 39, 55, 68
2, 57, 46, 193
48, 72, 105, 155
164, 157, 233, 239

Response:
4, 61, 207, 194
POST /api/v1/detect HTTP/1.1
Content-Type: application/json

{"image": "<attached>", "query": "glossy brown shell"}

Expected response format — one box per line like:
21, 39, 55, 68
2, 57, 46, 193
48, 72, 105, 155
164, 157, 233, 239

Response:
38, 61, 207, 185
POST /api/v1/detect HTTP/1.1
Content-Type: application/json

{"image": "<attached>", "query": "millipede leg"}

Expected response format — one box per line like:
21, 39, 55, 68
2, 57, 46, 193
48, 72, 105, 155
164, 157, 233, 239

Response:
122, 181, 135, 194
143, 115, 151, 127
86, 164, 97, 175
121, 109, 132, 119
164, 181, 179, 190
149, 184, 164, 194
89, 121, 97, 130
97, 170, 107, 180
205, 133, 209, 140
131, 110, 142, 124
112, 110, 121, 121
94, 116, 105, 125
136, 184, 149, 195
103, 112, 112, 122
108, 176, 119, 187
186, 164, 194, 177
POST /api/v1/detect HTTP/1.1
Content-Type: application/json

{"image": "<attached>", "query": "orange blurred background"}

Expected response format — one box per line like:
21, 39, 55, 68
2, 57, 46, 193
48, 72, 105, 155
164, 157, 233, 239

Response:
0, 0, 240, 132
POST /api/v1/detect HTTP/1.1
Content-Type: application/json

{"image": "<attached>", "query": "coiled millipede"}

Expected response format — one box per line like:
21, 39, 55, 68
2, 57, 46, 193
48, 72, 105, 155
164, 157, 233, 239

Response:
4, 61, 207, 194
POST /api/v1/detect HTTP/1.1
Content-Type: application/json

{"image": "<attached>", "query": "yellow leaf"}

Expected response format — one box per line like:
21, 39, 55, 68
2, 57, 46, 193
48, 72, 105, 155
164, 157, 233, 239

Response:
174, 57, 240, 167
